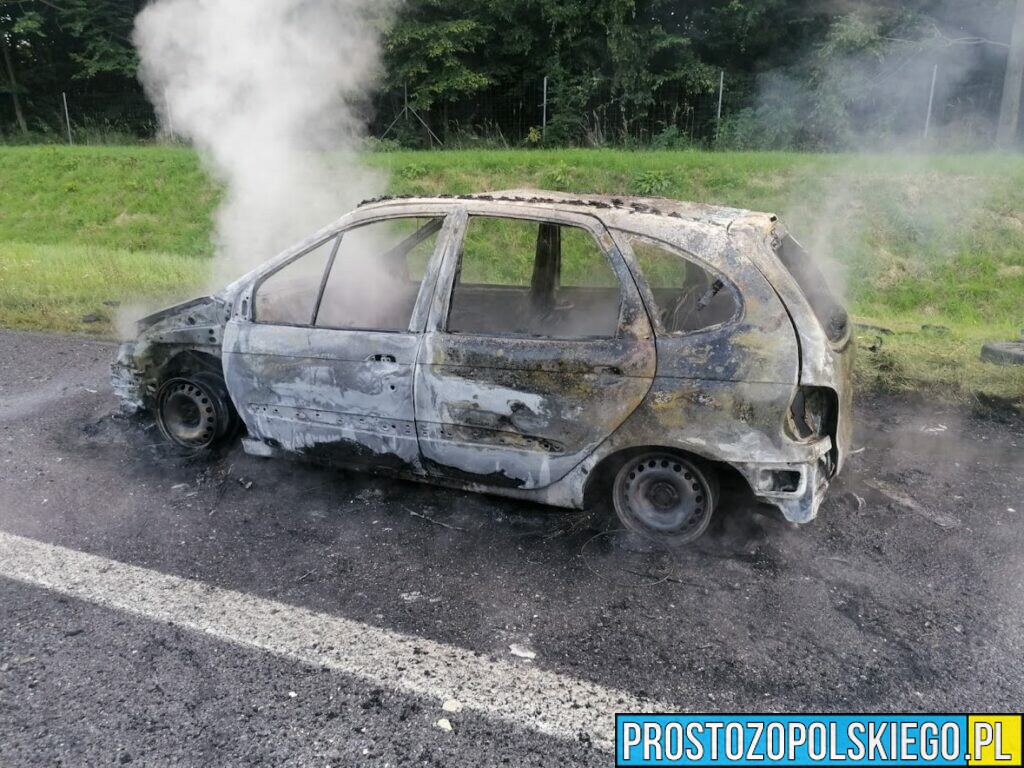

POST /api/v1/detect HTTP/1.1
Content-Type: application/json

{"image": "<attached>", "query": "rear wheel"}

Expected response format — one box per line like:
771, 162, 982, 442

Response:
155, 372, 236, 451
611, 452, 716, 546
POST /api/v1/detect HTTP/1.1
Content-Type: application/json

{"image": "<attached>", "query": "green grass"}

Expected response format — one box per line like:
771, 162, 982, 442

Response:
0, 146, 218, 255
0, 241, 204, 334
0, 145, 1021, 405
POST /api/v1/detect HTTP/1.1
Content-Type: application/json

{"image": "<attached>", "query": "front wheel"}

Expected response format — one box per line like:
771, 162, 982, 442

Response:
611, 453, 716, 546
155, 372, 237, 451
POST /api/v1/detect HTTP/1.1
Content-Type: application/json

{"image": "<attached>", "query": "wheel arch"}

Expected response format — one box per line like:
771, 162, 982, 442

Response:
582, 443, 750, 508
158, 348, 224, 380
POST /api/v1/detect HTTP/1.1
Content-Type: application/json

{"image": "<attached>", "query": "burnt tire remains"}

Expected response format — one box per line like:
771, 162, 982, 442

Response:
981, 341, 1024, 366
156, 373, 236, 450
612, 453, 715, 546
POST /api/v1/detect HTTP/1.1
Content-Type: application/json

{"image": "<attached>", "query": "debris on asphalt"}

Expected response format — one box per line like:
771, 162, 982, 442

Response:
435, 718, 453, 732
509, 644, 536, 661
288, 691, 297, 698
921, 424, 948, 433
865, 479, 960, 529
408, 508, 466, 533
579, 530, 680, 587
238, 477, 253, 490
844, 492, 867, 511
206, 466, 235, 516
442, 699, 463, 713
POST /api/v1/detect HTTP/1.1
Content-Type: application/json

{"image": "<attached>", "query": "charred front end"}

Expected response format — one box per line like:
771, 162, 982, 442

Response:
111, 296, 231, 416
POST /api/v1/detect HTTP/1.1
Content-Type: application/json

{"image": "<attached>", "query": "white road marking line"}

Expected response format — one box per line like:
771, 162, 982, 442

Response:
0, 531, 670, 750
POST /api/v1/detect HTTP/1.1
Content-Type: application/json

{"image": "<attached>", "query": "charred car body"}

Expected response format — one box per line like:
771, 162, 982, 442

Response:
113, 191, 852, 544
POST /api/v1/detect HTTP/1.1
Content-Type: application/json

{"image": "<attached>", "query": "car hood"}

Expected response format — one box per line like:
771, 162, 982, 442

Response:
135, 296, 221, 332
133, 284, 243, 335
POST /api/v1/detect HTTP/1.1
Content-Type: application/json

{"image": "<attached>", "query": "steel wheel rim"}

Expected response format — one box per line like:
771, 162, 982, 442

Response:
614, 454, 710, 536
158, 379, 219, 448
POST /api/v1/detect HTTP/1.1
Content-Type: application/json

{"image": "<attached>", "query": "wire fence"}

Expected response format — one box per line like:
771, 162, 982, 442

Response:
0, 89, 157, 144
368, 78, 739, 149
0, 66, 1016, 149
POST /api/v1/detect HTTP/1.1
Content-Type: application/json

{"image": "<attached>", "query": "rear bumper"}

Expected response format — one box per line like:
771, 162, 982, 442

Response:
734, 436, 833, 524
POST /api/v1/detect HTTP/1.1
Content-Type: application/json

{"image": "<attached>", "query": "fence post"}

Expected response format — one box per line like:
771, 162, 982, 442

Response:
716, 71, 724, 143
62, 91, 73, 145
164, 88, 175, 137
542, 75, 548, 141
924, 64, 938, 140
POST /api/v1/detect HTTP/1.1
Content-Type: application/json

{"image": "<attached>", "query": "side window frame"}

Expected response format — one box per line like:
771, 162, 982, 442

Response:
251, 233, 340, 328
616, 233, 744, 337
248, 210, 454, 333
312, 215, 446, 334
433, 210, 635, 342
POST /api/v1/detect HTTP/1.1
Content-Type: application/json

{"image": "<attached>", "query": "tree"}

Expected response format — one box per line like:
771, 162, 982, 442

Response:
0, 0, 1020, 147
0, 3, 44, 134
58, 0, 140, 80
385, 1, 493, 112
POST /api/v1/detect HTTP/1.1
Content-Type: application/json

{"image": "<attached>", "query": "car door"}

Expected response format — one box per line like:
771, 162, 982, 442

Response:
414, 206, 656, 489
223, 208, 456, 473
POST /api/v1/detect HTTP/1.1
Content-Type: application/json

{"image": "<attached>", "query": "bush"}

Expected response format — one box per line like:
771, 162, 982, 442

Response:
363, 136, 404, 153
541, 161, 571, 190
397, 163, 427, 180
650, 125, 693, 150
717, 105, 802, 151
630, 169, 672, 196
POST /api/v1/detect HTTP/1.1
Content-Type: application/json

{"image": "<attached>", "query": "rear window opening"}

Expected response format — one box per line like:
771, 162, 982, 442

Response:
774, 234, 849, 343
447, 217, 622, 339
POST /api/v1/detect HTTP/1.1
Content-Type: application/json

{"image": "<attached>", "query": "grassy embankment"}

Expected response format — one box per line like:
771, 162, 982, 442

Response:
0, 145, 1021, 405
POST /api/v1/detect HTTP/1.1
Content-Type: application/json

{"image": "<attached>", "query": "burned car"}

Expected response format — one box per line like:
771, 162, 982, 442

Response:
112, 191, 852, 544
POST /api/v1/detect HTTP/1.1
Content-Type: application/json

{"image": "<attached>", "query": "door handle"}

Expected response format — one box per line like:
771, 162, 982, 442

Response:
367, 353, 397, 363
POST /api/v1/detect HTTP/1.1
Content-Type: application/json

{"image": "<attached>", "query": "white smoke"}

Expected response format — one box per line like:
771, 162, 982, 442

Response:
133, 0, 395, 283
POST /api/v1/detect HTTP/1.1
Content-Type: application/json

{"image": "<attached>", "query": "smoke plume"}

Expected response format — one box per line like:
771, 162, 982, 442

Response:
754, 3, 1012, 307
133, 0, 395, 283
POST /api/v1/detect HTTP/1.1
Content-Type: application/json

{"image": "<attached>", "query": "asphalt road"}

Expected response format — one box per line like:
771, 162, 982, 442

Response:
0, 329, 1022, 766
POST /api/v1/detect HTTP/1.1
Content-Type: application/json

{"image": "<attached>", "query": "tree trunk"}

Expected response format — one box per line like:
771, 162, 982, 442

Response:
1, 36, 28, 135
997, 0, 1024, 149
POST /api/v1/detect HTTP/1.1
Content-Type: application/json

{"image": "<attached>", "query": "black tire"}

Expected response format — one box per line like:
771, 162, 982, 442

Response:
611, 452, 716, 546
155, 372, 237, 451
981, 341, 1024, 366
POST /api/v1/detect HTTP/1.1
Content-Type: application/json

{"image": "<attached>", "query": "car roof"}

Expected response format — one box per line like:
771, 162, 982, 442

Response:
357, 188, 778, 231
